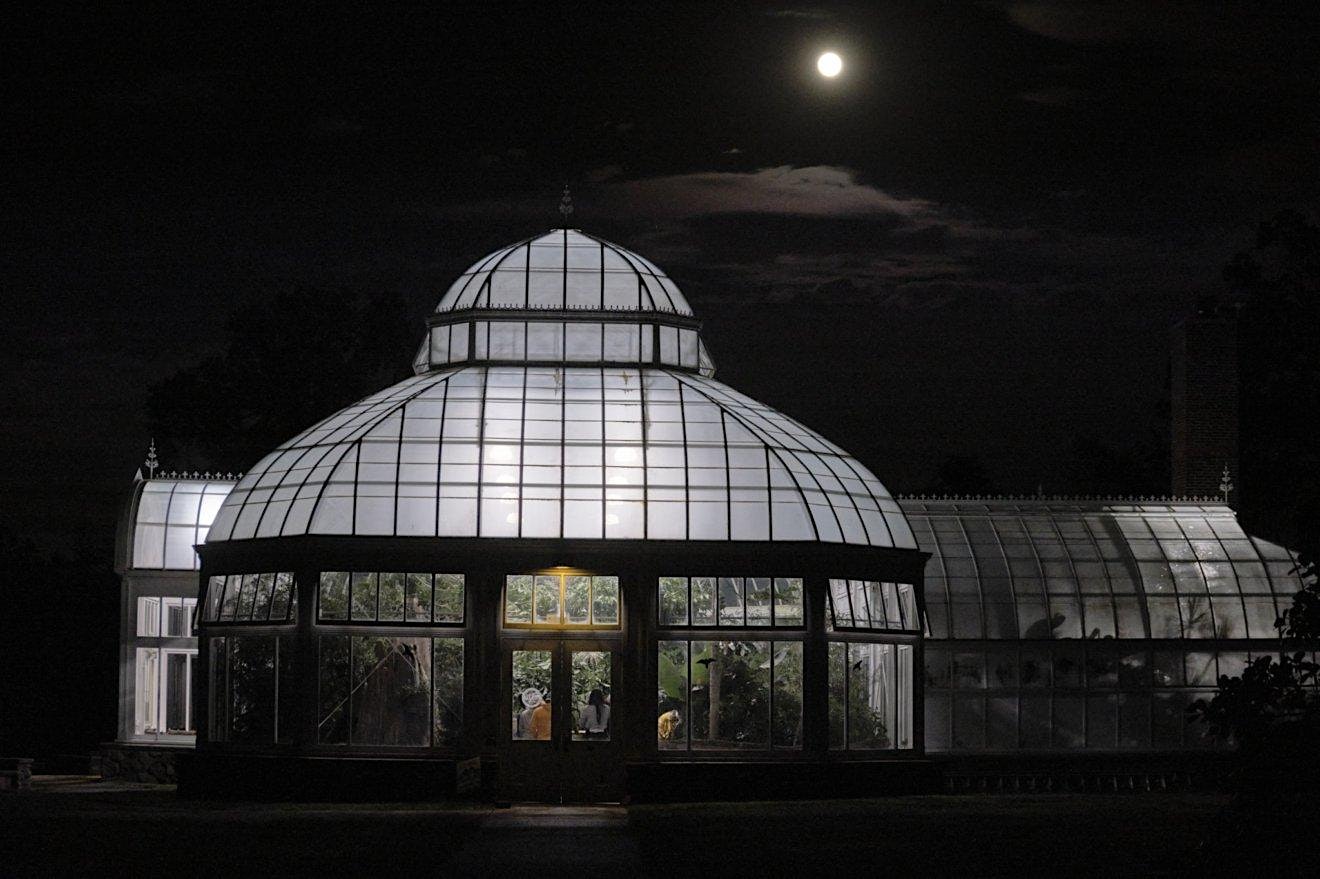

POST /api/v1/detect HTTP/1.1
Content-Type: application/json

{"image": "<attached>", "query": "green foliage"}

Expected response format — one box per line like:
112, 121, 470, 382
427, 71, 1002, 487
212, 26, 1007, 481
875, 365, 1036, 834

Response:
1189, 554, 1320, 755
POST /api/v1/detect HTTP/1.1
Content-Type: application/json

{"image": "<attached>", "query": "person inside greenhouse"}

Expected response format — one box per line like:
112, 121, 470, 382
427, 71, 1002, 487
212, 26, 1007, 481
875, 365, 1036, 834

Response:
516, 688, 551, 740
578, 689, 610, 736
658, 708, 682, 741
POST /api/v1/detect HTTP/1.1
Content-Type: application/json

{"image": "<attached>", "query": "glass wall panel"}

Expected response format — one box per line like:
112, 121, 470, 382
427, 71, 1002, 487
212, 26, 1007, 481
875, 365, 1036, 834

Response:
319, 572, 349, 621
505, 573, 620, 629
771, 642, 803, 748
432, 637, 464, 747
657, 641, 689, 750
775, 578, 804, 625
164, 652, 191, 734
349, 636, 431, 746
658, 640, 801, 751
829, 640, 914, 750
691, 640, 770, 749
570, 651, 612, 740
512, 649, 553, 740
659, 577, 688, 626
659, 576, 805, 628
319, 572, 462, 624
134, 648, 160, 735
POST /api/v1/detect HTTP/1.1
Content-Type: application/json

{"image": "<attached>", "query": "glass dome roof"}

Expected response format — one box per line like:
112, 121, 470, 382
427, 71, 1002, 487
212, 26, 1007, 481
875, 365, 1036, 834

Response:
207, 365, 914, 548
207, 230, 915, 549
435, 229, 693, 314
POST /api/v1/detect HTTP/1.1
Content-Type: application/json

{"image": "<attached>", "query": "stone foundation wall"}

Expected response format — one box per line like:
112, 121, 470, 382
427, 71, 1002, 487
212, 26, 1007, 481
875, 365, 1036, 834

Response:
99, 744, 188, 784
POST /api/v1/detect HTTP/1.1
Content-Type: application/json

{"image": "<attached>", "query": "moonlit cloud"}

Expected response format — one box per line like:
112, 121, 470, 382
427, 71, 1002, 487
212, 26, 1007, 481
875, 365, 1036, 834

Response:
594, 165, 951, 222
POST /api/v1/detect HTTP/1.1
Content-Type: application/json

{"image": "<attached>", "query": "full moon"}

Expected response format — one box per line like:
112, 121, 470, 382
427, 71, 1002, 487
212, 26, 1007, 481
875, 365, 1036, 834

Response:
817, 51, 842, 78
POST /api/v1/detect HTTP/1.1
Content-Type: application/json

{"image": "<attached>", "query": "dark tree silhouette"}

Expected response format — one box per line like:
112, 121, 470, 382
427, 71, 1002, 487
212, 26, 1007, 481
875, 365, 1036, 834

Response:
1228, 210, 1320, 552
147, 287, 416, 472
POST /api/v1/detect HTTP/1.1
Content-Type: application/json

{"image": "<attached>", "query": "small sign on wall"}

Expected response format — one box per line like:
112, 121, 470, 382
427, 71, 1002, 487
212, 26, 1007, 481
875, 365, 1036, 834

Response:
456, 756, 481, 794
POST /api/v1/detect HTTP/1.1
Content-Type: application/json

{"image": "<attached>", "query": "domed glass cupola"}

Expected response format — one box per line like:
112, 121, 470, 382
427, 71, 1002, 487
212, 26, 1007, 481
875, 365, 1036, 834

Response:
412, 229, 716, 376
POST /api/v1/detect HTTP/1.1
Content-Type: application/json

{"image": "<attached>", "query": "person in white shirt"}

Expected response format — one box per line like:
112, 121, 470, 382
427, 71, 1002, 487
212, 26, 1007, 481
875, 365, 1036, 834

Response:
578, 688, 610, 736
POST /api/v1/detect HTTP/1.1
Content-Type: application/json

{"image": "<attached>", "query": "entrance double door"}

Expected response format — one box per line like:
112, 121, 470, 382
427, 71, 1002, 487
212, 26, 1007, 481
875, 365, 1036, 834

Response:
502, 638, 623, 802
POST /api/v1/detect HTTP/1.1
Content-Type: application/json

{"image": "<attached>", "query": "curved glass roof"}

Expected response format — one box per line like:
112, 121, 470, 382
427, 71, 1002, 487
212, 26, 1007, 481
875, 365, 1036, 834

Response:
130, 478, 234, 570
903, 499, 1306, 641
207, 365, 914, 548
435, 229, 693, 314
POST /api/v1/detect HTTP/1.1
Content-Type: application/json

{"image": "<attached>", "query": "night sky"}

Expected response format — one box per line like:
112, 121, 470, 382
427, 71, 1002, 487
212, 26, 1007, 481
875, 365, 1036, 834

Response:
6, 3, 1320, 553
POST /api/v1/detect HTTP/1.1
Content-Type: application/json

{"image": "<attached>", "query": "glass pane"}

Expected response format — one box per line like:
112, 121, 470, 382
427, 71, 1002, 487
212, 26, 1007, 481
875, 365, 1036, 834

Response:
134, 647, 160, 735
852, 580, 876, 626
534, 575, 561, 624
774, 578, 803, 626
318, 635, 350, 744
204, 576, 224, 622
898, 583, 918, 629
657, 641, 688, 749
164, 598, 188, 637
405, 573, 433, 622
228, 635, 276, 743
350, 572, 378, 620
165, 653, 190, 733
435, 574, 465, 623
828, 579, 852, 627
251, 572, 276, 621
378, 573, 406, 622
771, 642, 803, 749
512, 649, 553, 740
565, 576, 591, 624
319, 572, 349, 621
882, 583, 901, 630
277, 636, 295, 744
350, 636, 431, 746
269, 573, 294, 621
592, 576, 619, 625
137, 597, 161, 636
505, 575, 533, 624
572, 650, 613, 740
717, 577, 745, 625
432, 637, 464, 747
827, 642, 846, 749
745, 578, 772, 626
236, 574, 259, 621
659, 577, 689, 626
691, 640, 770, 749
897, 645, 914, 749
847, 642, 896, 749
691, 577, 717, 626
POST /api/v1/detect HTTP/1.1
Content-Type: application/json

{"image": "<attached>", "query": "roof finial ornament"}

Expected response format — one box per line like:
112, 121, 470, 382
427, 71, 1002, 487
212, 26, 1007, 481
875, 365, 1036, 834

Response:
558, 184, 573, 226
144, 439, 159, 480
1219, 464, 1234, 504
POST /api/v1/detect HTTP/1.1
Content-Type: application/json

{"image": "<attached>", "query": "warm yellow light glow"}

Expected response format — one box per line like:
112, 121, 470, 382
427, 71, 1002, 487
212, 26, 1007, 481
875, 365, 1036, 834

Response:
817, 52, 842, 78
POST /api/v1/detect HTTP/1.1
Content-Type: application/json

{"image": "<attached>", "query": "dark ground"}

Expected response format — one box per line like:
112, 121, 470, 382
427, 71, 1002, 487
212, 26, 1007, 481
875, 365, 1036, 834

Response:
0, 777, 1253, 878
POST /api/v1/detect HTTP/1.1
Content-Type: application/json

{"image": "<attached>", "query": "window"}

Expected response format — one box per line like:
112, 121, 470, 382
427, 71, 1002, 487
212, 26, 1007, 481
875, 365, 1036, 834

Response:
203, 573, 297, 623
504, 574, 618, 629
317, 572, 464, 624
656, 639, 803, 751
828, 642, 914, 750
827, 579, 919, 631
137, 596, 197, 637
134, 647, 195, 736
658, 577, 803, 628
317, 635, 464, 747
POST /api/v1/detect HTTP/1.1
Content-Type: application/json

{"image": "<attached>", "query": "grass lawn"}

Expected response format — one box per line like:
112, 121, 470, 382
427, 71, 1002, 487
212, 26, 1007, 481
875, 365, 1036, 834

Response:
0, 777, 1241, 877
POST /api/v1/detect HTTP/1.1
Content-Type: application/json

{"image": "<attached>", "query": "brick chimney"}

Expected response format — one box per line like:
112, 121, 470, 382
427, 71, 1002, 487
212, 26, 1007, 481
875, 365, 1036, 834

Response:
1170, 307, 1239, 499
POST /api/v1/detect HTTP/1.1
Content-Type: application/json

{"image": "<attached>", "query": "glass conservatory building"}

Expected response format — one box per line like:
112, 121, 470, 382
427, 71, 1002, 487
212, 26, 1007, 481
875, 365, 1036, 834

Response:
111, 230, 1304, 800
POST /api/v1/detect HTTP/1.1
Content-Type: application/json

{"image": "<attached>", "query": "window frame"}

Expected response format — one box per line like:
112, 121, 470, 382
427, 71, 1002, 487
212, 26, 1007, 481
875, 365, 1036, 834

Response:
657, 576, 806, 629
502, 573, 621, 631
314, 571, 466, 627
